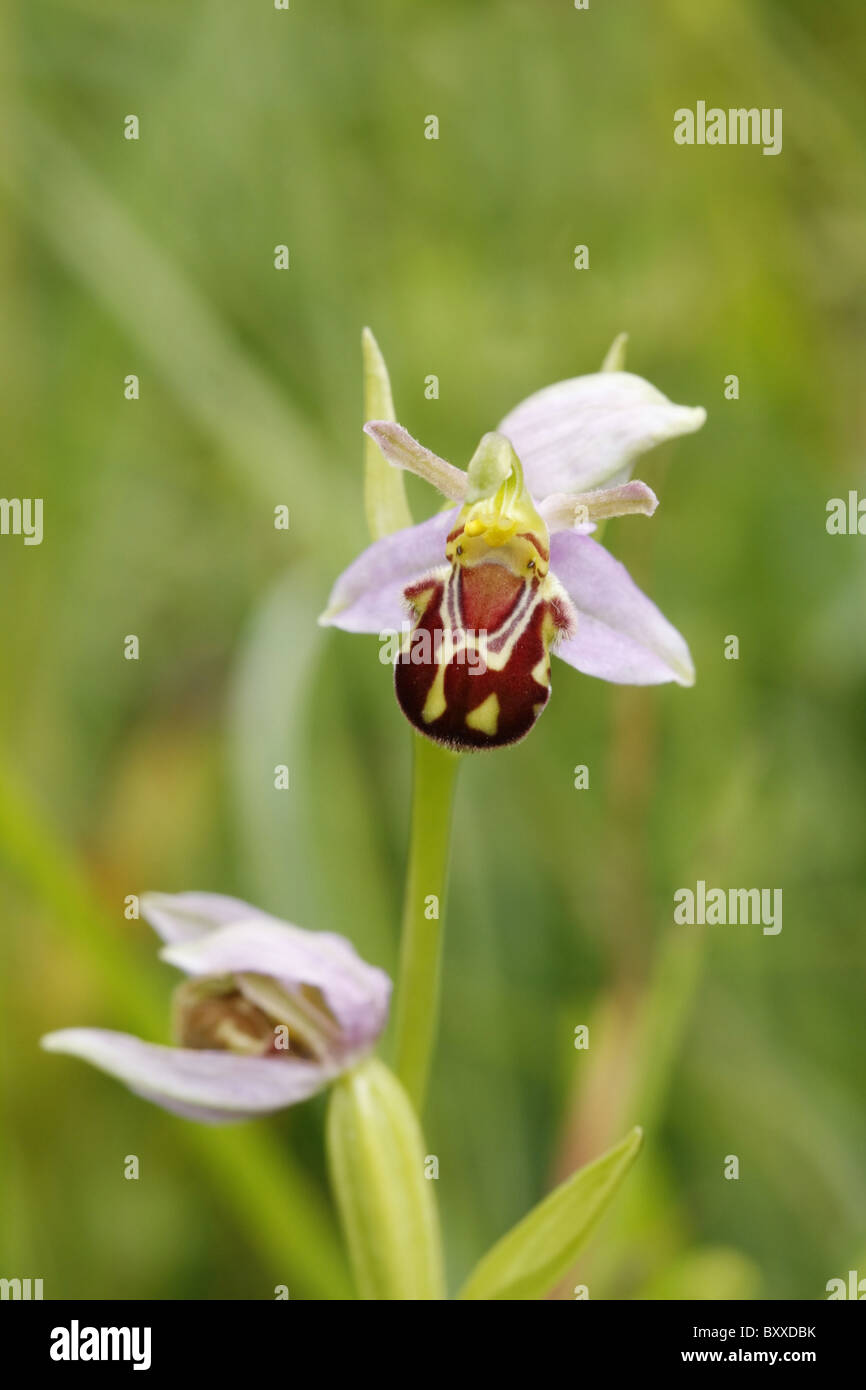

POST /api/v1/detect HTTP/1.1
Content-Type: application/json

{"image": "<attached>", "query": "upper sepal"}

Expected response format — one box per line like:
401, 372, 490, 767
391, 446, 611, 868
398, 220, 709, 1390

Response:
498, 370, 706, 498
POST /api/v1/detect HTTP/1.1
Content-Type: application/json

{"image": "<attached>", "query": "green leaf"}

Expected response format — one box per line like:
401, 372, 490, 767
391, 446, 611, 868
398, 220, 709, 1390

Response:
326, 1057, 445, 1300
460, 1126, 643, 1300
362, 327, 413, 540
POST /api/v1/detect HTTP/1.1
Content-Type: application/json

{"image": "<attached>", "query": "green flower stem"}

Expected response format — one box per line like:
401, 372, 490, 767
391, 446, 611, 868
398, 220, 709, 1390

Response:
394, 734, 460, 1111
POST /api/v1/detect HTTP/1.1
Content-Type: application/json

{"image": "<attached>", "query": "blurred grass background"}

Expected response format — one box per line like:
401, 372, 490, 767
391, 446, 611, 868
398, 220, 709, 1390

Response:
1, 0, 864, 1299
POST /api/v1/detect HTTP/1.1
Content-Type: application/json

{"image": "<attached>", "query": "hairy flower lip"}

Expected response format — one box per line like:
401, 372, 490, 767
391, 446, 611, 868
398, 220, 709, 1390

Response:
40, 893, 392, 1124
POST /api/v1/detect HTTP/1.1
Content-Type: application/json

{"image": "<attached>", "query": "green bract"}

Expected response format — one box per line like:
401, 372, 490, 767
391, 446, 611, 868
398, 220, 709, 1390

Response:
326, 1056, 445, 1300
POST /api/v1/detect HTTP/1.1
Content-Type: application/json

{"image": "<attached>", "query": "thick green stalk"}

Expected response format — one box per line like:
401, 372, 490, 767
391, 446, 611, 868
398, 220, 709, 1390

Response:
393, 734, 459, 1110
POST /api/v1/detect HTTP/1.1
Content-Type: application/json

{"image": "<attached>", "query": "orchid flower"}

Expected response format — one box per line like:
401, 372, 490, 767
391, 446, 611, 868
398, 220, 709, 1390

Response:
41, 892, 391, 1124
321, 343, 706, 750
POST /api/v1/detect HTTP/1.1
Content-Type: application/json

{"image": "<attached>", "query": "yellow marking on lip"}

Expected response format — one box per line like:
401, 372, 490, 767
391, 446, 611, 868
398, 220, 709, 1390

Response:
421, 666, 448, 724
465, 692, 500, 736
531, 655, 550, 688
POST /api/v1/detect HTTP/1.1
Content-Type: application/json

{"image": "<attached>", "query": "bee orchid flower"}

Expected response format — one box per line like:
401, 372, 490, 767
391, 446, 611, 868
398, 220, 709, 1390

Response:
321, 351, 706, 750
41, 893, 391, 1123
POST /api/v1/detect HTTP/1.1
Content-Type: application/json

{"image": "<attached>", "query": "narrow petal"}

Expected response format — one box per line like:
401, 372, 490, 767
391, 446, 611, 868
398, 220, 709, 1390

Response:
540, 480, 658, 533
160, 919, 391, 1056
550, 532, 695, 686
498, 372, 706, 498
41, 1028, 332, 1123
364, 422, 468, 502
318, 509, 456, 633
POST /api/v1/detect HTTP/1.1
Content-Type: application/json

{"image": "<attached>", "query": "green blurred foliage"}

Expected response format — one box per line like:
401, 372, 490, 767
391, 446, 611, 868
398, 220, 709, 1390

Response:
0, 0, 864, 1299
